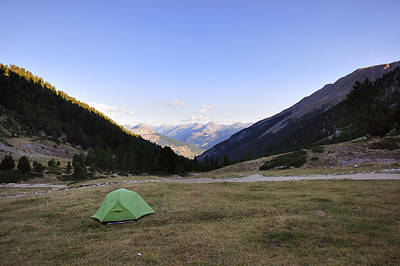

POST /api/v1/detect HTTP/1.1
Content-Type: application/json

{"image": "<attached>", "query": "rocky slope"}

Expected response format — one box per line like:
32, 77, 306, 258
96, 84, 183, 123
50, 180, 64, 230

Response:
126, 124, 205, 158
152, 122, 250, 150
0, 112, 78, 164
211, 137, 400, 173
198, 61, 400, 162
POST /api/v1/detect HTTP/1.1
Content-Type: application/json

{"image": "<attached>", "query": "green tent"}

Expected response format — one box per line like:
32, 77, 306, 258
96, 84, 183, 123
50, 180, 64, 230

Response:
91, 188, 155, 224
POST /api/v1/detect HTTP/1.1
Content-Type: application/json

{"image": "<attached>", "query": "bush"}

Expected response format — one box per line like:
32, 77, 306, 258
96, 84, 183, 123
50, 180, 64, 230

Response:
0, 154, 15, 170
48, 158, 56, 168
33, 161, 45, 173
310, 146, 324, 153
259, 150, 307, 171
311, 156, 319, 161
369, 138, 400, 150
0, 171, 37, 183
46, 169, 63, 175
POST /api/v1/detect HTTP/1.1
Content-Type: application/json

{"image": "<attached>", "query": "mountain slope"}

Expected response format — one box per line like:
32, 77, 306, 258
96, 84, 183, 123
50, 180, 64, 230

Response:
153, 122, 250, 150
198, 61, 400, 162
126, 124, 205, 158
0, 64, 197, 174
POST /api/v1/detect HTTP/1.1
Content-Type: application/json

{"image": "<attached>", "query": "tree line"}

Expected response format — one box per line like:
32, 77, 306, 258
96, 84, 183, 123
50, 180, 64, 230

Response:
0, 154, 44, 174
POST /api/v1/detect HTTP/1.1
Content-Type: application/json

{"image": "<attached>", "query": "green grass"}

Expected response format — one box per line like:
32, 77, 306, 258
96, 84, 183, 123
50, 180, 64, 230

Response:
1, 180, 399, 265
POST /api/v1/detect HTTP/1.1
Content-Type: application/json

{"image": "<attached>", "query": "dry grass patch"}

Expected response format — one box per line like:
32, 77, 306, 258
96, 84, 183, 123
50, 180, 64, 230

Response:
0, 187, 51, 197
1, 180, 399, 265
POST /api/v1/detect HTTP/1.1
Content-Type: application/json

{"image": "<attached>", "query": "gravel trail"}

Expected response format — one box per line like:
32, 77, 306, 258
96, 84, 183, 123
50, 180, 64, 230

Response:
169, 172, 400, 183
1, 171, 400, 198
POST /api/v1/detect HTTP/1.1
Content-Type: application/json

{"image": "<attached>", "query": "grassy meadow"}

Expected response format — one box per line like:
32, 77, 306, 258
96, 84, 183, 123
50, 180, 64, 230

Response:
1, 180, 400, 265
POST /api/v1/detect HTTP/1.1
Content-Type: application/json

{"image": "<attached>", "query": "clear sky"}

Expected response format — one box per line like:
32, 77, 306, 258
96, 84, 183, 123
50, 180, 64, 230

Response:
1, 0, 399, 126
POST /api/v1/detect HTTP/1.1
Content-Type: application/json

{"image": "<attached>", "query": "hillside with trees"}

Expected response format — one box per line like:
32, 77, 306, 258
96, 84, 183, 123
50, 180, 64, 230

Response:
199, 62, 400, 163
0, 64, 200, 176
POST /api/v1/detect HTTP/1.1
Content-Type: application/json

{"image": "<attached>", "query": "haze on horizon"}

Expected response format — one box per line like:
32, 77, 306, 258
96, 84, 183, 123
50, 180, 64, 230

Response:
1, 0, 399, 127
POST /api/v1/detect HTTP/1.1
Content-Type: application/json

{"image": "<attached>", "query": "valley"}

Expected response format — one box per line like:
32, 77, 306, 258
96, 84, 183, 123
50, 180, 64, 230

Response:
2, 1, 400, 264
152, 122, 250, 150
126, 124, 205, 158
1, 61, 400, 266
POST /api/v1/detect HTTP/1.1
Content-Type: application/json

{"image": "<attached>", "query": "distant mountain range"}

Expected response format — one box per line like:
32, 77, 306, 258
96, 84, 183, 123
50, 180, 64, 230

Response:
152, 122, 251, 150
125, 124, 205, 159
198, 61, 400, 162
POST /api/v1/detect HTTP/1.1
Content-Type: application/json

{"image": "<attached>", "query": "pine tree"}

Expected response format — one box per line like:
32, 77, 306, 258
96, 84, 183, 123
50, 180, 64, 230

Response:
210, 158, 215, 170
72, 152, 87, 178
105, 148, 114, 172
18, 156, 31, 174
66, 161, 72, 173
127, 150, 137, 172
343, 78, 389, 137
0, 154, 15, 170
222, 155, 231, 167
203, 155, 210, 171
213, 158, 219, 170
159, 146, 177, 174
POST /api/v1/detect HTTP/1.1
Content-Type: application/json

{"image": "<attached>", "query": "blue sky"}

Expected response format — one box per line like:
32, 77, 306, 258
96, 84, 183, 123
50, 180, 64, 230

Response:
1, 0, 399, 126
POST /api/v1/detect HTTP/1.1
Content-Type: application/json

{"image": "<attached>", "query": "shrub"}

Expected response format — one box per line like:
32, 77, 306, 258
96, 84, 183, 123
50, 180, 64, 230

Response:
46, 169, 63, 175
311, 156, 319, 161
0, 171, 32, 183
259, 150, 307, 171
310, 146, 324, 153
33, 161, 45, 173
369, 138, 400, 150
48, 158, 56, 168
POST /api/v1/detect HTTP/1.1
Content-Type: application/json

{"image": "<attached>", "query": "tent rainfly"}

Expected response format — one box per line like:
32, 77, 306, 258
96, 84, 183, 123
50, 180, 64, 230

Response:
91, 188, 155, 224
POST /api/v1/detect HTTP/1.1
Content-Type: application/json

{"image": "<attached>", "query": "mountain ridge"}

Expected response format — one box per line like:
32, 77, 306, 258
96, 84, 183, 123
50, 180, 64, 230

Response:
152, 122, 250, 150
125, 124, 205, 159
199, 60, 400, 162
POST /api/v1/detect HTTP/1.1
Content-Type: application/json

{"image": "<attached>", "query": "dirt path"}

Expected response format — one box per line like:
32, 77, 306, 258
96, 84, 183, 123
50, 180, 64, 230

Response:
169, 172, 400, 183
1, 171, 400, 198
